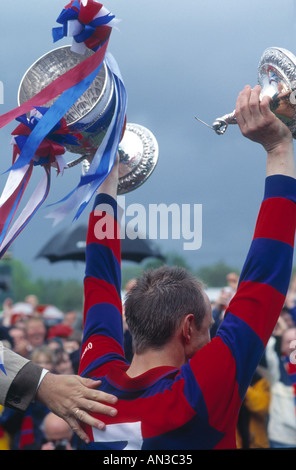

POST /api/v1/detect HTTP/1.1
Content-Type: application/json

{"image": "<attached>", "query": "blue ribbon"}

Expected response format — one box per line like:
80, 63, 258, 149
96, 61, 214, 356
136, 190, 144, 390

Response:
8, 62, 103, 173
13, 108, 80, 155
46, 54, 127, 222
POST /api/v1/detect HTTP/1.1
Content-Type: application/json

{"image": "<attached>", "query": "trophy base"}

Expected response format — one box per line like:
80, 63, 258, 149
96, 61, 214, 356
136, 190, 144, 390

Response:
81, 123, 159, 194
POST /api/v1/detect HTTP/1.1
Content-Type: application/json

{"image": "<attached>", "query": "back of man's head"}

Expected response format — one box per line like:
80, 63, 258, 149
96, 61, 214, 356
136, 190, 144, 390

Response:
124, 266, 206, 354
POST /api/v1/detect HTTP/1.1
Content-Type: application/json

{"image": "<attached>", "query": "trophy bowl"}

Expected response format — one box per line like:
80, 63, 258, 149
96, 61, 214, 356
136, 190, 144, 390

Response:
18, 46, 159, 192
210, 47, 296, 138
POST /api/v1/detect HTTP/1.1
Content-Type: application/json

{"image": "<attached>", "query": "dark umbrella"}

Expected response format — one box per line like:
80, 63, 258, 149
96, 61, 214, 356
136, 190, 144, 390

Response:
36, 223, 165, 263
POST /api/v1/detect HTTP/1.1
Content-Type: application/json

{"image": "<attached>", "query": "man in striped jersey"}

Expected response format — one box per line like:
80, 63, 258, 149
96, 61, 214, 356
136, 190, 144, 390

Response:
78, 84, 296, 449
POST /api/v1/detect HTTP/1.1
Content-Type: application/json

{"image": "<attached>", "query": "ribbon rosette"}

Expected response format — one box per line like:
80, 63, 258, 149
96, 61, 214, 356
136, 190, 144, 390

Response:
0, 109, 82, 258
52, 0, 120, 54
12, 108, 81, 172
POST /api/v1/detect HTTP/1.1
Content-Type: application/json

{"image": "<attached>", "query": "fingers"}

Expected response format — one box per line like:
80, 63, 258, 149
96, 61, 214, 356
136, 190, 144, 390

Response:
80, 378, 117, 400
236, 85, 264, 129
235, 84, 293, 153
236, 85, 273, 137
66, 377, 118, 442
260, 94, 273, 118
74, 405, 115, 431
248, 85, 263, 120
235, 84, 252, 128
64, 413, 91, 444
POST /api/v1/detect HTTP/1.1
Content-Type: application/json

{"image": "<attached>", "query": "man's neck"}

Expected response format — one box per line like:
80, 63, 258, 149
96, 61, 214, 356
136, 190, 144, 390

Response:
126, 343, 185, 378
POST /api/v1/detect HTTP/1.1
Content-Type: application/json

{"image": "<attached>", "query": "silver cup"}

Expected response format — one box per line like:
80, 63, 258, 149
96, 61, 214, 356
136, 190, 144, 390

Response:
209, 47, 296, 138
17, 45, 159, 193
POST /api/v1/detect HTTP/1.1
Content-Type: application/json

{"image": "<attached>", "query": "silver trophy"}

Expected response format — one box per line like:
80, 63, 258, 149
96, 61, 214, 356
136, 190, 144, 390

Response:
196, 47, 296, 138
17, 45, 159, 193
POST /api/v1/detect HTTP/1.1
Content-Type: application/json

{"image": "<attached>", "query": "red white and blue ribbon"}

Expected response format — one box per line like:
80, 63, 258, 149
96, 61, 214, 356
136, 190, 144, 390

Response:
46, 52, 127, 225
0, 109, 82, 257
0, 1, 125, 258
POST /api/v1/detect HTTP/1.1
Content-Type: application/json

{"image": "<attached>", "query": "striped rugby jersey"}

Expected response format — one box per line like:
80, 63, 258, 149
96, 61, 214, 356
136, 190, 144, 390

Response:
79, 175, 296, 450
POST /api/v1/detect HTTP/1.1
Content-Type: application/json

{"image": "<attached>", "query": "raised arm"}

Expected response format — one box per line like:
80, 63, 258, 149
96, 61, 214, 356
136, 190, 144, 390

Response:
79, 156, 126, 379
189, 87, 296, 444
219, 85, 296, 392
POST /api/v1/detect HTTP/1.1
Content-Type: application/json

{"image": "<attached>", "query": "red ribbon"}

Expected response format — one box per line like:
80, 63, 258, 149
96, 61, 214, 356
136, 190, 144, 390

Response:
0, 39, 109, 131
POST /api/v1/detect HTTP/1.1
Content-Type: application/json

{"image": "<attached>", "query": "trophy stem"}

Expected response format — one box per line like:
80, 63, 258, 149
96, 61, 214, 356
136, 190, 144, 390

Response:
212, 111, 237, 135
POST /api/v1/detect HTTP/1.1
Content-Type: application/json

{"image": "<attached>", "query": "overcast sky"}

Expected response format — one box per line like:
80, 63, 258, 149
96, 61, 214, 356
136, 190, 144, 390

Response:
1, 0, 296, 282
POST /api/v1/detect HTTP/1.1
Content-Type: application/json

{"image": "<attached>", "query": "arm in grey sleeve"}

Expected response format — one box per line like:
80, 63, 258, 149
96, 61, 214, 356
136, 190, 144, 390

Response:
0, 345, 43, 412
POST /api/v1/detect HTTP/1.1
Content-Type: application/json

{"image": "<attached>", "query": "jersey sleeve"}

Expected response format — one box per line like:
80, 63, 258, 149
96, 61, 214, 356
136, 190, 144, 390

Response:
79, 193, 126, 378
185, 175, 296, 443
219, 175, 296, 392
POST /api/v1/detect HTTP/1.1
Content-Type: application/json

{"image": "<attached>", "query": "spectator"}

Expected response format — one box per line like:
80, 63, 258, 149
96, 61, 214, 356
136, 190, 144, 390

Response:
236, 359, 271, 449
265, 326, 296, 447
41, 412, 75, 450
29, 346, 56, 373
54, 349, 74, 375
1, 298, 34, 328
47, 324, 73, 347
8, 326, 29, 358
210, 272, 239, 338
63, 310, 79, 328
24, 295, 39, 314
64, 331, 82, 355
24, 317, 47, 351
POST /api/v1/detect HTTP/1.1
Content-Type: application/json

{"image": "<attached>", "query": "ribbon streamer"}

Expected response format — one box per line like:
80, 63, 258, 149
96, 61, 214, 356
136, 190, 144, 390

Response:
0, 166, 51, 259
46, 52, 128, 225
0, 108, 81, 257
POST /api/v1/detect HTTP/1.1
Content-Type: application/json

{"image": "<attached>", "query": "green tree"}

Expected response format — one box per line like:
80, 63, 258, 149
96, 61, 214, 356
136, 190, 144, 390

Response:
195, 261, 239, 287
0, 258, 83, 312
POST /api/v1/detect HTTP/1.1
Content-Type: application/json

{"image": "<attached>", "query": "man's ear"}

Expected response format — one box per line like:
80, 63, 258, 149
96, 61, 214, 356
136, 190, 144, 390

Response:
182, 314, 195, 344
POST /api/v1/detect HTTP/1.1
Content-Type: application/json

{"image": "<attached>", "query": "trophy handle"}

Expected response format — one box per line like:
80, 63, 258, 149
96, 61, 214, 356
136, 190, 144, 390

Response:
211, 111, 237, 135
211, 75, 281, 135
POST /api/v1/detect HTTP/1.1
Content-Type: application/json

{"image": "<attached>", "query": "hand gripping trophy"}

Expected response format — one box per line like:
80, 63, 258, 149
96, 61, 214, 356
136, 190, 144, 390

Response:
196, 47, 296, 139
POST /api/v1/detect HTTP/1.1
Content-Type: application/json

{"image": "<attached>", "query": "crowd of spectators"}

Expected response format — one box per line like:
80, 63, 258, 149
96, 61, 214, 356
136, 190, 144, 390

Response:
210, 273, 296, 449
0, 294, 83, 450
0, 269, 295, 450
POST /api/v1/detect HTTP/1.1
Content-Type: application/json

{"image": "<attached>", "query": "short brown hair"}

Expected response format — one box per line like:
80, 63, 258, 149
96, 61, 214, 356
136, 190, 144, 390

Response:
124, 265, 207, 354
